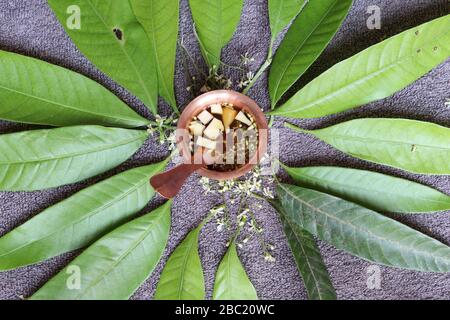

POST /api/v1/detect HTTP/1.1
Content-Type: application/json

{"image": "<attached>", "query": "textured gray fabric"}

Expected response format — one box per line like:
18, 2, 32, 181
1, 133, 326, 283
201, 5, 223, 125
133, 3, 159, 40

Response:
0, 0, 449, 300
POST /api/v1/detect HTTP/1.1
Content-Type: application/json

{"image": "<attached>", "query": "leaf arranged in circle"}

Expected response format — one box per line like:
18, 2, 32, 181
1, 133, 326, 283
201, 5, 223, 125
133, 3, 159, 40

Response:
30, 201, 172, 300
0, 159, 168, 271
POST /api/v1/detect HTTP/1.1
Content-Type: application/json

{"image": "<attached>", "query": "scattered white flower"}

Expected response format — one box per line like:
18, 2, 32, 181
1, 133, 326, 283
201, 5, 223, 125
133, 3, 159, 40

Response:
264, 252, 276, 263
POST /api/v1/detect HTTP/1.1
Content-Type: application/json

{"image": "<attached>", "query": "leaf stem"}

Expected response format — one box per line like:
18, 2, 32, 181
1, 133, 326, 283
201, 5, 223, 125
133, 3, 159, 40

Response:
242, 44, 273, 95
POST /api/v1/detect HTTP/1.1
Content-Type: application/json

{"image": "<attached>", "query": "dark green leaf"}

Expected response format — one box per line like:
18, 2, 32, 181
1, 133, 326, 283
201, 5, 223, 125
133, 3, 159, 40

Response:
130, 0, 179, 110
271, 14, 450, 118
189, 0, 244, 68
0, 126, 148, 191
47, 0, 158, 113
269, 0, 352, 107
282, 164, 450, 213
30, 201, 172, 300
277, 183, 450, 272
213, 241, 258, 300
272, 201, 336, 300
154, 225, 204, 300
0, 160, 168, 270
286, 119, 450, 175
0, 50, 148, 128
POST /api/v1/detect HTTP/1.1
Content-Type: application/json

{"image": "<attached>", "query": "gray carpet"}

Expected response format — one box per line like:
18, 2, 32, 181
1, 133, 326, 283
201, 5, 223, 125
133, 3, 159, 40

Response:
0, 0, 449, 300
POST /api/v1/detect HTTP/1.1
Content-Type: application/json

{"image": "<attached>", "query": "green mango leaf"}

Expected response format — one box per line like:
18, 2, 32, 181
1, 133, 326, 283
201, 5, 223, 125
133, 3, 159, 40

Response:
286, 119, 450, 175
189, 0, 244, 68
268, 0, 305, 44
30, 201, 172, 300
269, 0, 352, 107
0, 160, 167, 271
0, 50, 148, 128
0, 126, 148, 191
272, 201, 336, 300
213, 241, 258, 300
282, 164, 450, 213
277, 183, 450, 272
47, 0, 158, 113
154, 225, 205, 300
271, 14, 450, 118
130, 0, 179, 110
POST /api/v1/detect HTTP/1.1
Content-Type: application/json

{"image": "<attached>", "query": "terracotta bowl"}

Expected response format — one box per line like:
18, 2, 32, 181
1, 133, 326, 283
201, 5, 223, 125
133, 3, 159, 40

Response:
177, 90, 268, 180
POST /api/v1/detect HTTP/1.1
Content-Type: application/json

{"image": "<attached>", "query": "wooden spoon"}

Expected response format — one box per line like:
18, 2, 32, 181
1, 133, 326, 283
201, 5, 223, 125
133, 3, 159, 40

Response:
150, 148, 217, 199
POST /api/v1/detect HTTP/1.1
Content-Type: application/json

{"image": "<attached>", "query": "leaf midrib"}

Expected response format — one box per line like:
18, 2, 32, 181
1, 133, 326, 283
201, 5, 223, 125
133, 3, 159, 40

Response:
282, 215, 328, 300
0, 177, 151, 261
276, 27, 450, 115
278, 183, 449, 268
316, 131, 450, 152
0, 83, 145, 125
290, 170, 450, 209
177, 229, 200, 300
0, 133, 146, 165
74, 211, 166, 299
272, 0, 340, 105
86, 0, 153, 106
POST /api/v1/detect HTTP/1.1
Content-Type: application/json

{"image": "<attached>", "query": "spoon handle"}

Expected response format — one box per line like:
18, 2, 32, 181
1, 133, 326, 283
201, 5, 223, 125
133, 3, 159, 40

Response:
150, 163, 204, 199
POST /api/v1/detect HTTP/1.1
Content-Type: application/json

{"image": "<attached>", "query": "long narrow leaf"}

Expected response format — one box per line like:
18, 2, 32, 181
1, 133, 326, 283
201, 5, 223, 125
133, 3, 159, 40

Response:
271, 14, 450, 118
189, 0, 244, 68
268, 0, 305, 44
154, 226, 205, 300
286, 119, 450, 175
269, 0, 352, 107
0, 160, 168, 271
0, 50, 148, 128
130, 0, 179, 110
47, 0, 158, 113
277, 183, 450, 272
282, 164, 450, 213
0, 126, 148, 191
30, 201, 172, 300
272, 201, 336, 300
213, 241, 258, 300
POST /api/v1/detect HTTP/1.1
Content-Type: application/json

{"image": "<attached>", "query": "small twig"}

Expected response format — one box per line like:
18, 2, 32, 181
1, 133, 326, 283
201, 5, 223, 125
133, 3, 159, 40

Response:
242, 44, 273, 95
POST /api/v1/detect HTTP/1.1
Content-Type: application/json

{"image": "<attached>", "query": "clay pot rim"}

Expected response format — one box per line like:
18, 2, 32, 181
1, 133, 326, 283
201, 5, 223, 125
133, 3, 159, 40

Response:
177, 90, 268, 180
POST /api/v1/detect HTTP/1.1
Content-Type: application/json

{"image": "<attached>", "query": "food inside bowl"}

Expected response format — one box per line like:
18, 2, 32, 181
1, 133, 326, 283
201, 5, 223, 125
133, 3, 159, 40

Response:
188, 102, 259, 172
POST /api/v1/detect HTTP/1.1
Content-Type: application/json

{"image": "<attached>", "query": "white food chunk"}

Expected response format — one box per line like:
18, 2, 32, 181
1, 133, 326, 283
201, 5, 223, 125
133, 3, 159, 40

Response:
189, 121, 205, 136
235, 111, 252, 126
204, 118, 224, 140
196, 136, 216, 150
197, 110, 214, 124
210, 103, 223, 115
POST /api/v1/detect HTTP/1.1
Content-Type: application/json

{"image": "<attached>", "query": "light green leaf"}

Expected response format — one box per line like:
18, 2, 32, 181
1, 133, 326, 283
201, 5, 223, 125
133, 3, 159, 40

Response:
286, 119, 450, 175
30, 201, 172, 300
277, 183, 450, 272
189, 0, 244, 68
268, 0, 305, 43
0, 50, 148, 128
130, 0, 179, 110
0, 160, 168, 271
154, 226, 205, 300
47, 0, 158, 113
0, 126, 148, 191
282, 164, 450, 213
269, 0, 352, 107
272, 201, 336, 300
213, 241, 258, 300
271, 14, 450, 118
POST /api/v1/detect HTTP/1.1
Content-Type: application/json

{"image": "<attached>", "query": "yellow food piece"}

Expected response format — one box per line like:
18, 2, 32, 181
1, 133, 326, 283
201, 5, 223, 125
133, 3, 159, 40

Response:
222, 106, 238, 129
